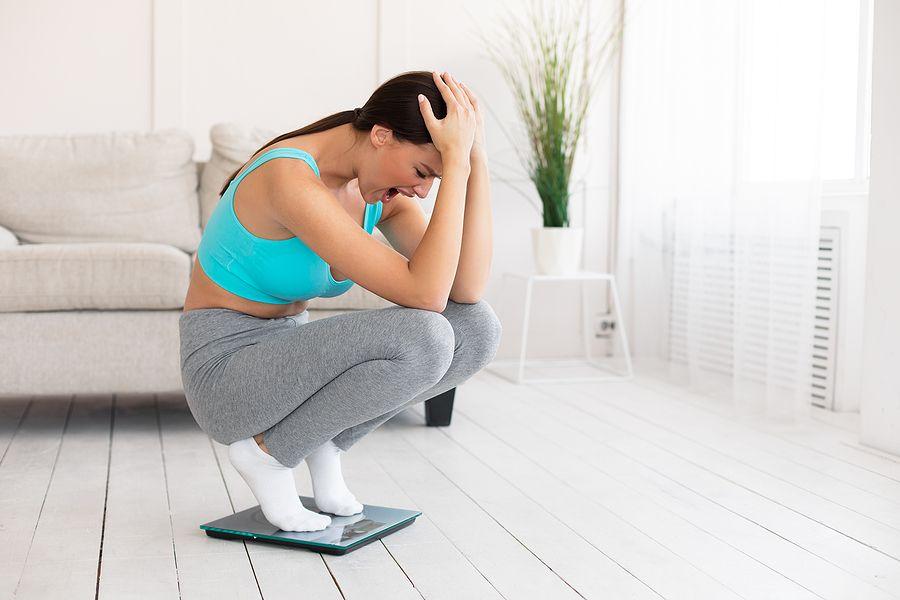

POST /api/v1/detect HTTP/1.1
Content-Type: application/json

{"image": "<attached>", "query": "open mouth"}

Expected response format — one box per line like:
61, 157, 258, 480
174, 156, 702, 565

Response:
380, 187, 401, 202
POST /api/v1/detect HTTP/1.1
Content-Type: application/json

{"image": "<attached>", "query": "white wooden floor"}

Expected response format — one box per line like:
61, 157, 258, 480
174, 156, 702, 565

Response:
2, 361, 900, 600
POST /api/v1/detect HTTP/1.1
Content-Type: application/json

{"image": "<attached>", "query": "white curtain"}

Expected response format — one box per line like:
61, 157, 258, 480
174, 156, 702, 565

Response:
618, 0, 837, 418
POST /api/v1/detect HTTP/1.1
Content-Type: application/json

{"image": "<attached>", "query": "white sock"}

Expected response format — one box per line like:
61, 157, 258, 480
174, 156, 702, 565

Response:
304, 440, 364, 516
228, 437, 332, 532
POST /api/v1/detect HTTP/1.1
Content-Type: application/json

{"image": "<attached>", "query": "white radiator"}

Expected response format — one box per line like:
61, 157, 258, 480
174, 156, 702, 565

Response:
665, 201, 838, 409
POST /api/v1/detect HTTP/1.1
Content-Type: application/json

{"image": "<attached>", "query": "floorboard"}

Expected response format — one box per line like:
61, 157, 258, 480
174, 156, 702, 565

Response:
97, 394, 180, 599
0, 396, 72, 599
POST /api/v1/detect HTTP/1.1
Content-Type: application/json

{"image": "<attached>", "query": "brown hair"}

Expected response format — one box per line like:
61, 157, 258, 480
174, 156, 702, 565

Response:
218, 70, 449, 196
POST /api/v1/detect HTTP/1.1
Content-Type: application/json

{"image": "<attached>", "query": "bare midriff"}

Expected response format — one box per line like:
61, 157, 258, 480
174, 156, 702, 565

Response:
182, 255, 310, 319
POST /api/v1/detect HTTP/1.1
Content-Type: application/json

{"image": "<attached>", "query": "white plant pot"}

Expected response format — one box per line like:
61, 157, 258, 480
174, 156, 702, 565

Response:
531, 226, 584, 275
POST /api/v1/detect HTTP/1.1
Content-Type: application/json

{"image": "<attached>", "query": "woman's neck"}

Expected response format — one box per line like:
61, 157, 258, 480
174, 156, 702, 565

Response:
283, 124, 363, 191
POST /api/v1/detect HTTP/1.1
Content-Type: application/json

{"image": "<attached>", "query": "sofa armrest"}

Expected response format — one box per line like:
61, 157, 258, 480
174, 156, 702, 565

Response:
0, 224, 18, 247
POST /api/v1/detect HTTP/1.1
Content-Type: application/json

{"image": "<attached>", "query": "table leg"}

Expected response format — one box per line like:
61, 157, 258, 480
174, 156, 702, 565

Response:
609, 276, 634, 378
581, 279, 592, 362
517, 277, 534, 384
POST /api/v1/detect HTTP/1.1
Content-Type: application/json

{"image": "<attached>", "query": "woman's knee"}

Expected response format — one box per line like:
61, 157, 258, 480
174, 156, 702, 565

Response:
446, 299, 502, 367
392, 308, 456, 384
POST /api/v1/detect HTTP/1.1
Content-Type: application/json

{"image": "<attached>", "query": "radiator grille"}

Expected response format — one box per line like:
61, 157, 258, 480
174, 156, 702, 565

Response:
811, 227, 840, 409
665, 202, 834, 408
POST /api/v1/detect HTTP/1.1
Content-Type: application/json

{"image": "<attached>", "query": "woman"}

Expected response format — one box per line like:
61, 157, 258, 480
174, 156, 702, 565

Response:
179, 70, 501, 533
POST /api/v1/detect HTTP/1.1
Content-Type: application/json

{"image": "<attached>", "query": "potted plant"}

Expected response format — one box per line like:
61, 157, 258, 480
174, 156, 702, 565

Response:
480, 0, 625, 274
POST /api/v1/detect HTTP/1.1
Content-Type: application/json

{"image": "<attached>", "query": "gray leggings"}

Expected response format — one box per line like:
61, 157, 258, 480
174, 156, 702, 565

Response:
178, 300, 502, 468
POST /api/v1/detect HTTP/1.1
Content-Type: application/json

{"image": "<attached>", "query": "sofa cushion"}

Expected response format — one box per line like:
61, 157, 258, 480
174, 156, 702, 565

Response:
201, 122, 397, 312
0, 224, 17, 247
0, 128, 201, 252
0, 242, 190, 312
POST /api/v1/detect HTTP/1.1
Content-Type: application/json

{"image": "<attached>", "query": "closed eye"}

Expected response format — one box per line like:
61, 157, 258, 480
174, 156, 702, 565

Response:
415, 169, 426, 179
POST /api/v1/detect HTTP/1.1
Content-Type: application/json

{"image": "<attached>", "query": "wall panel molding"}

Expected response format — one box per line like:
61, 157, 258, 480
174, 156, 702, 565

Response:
152, 0, 184, 130
377, 0, 411, 83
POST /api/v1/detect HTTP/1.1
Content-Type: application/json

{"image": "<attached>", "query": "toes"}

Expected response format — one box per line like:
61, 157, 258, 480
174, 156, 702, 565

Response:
334, 500, 364, 516
272, 510, 332, 532
286, 513, 331, 532
310, 514, 332, 530
315, 496, 364, 516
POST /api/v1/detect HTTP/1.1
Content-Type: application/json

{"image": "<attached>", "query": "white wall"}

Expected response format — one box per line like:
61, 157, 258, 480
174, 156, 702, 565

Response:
859, 0, 900, 455
0, 0, 620, 362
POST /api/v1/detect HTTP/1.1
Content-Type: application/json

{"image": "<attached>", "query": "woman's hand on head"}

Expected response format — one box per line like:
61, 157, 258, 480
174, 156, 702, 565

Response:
458, 79, 487, 162
418, 71, 477, 164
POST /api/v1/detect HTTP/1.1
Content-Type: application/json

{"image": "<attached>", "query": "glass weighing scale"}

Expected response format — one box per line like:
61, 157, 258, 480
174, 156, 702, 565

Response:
200, 495, 422, 555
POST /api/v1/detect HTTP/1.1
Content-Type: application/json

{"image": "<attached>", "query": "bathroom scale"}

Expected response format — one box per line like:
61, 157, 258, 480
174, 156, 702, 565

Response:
200, 495, 422, 555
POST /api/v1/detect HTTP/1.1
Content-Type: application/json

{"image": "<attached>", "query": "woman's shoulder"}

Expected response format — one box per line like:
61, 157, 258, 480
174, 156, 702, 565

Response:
255, 147, 323, 191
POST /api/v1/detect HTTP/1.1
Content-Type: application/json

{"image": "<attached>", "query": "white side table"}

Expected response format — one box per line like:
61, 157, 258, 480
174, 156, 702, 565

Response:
486, 270, 634, 384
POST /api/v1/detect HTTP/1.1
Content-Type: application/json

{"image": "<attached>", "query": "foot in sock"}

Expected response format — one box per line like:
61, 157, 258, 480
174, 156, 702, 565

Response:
228, 437, 332, 532
304, 440, 364, 516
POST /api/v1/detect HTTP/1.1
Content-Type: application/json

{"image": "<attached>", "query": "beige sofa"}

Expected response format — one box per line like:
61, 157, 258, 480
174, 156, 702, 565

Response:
0, 123, 456, 423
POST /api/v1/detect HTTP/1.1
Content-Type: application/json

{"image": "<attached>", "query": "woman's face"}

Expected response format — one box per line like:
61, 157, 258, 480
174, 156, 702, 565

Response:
358, 125, 443, 205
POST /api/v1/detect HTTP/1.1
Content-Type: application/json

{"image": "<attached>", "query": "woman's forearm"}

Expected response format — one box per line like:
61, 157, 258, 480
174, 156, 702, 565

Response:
449, 154, 492, 302
407, 154, 471, 309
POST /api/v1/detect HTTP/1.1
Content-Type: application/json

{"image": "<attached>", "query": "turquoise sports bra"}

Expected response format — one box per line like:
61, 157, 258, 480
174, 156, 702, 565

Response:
197, 147, 383, 304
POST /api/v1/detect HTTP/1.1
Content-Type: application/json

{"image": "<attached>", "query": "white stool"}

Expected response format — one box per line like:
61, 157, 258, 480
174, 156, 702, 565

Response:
486, 270, 634, 384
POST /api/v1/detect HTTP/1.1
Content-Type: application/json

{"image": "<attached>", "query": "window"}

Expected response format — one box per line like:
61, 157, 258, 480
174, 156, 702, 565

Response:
741, 0, 872, 190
